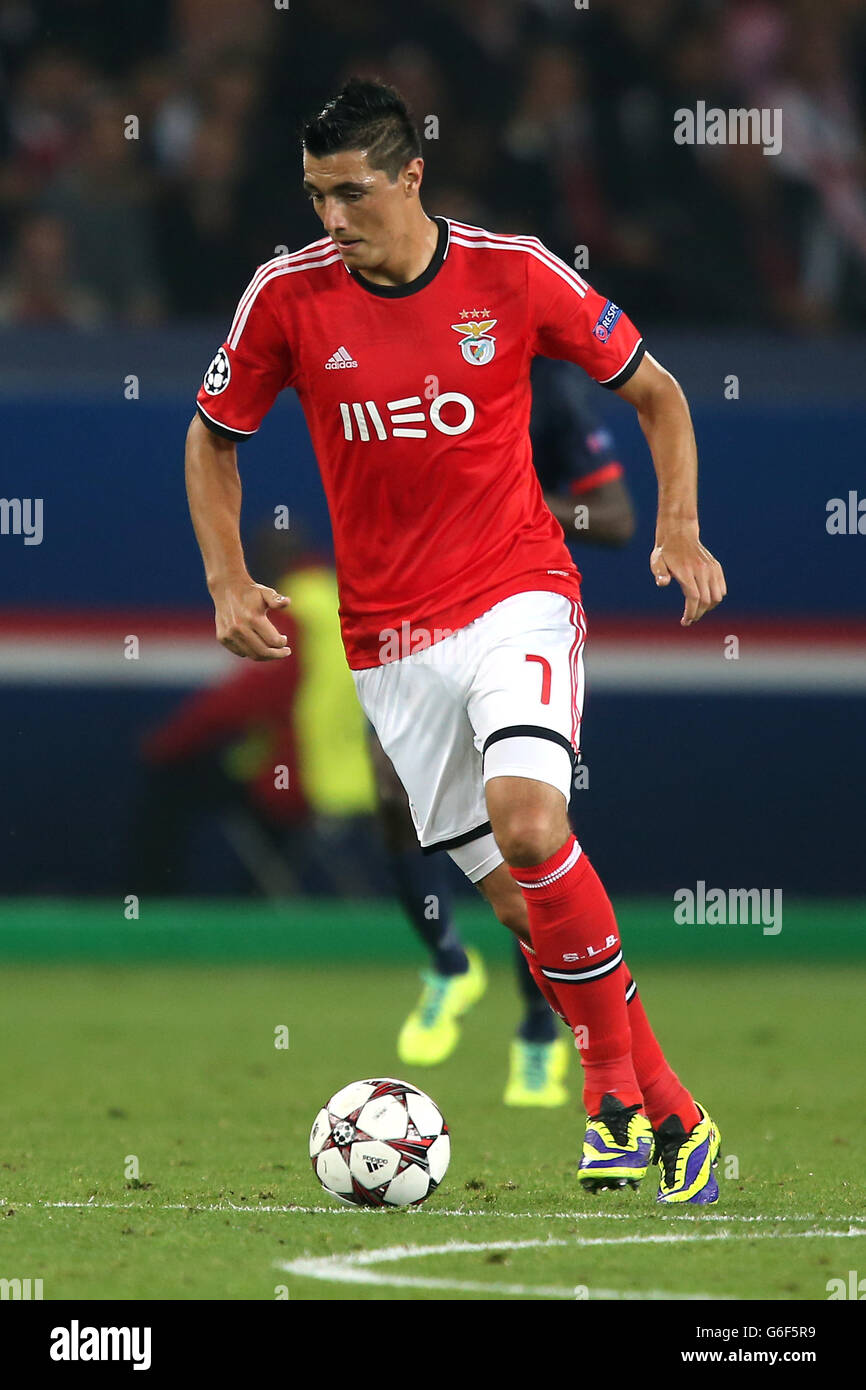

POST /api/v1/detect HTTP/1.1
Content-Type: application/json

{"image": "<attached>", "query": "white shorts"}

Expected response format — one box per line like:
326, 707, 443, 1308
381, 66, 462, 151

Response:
352, 590, 586, 883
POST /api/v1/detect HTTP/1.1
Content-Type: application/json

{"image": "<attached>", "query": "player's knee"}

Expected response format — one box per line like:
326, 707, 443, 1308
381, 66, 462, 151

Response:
484, 739, 573, 865
493, 810, 563, 868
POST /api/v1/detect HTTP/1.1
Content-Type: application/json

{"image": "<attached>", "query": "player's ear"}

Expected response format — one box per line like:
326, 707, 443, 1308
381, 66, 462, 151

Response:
403, 157, 424, 196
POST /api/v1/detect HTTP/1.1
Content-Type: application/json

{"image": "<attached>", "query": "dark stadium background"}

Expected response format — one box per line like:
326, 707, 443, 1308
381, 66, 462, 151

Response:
1, 0, 864, 908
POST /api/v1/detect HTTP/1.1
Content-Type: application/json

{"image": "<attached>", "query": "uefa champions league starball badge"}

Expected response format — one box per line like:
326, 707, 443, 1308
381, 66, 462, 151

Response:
203, 347, 231, 394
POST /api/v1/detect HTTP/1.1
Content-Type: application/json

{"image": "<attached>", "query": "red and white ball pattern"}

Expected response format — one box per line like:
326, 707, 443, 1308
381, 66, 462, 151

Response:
309, 1077, 450, 1207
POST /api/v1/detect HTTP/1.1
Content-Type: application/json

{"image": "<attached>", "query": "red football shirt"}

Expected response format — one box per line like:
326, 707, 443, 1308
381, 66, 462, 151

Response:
196, 218, 645, 670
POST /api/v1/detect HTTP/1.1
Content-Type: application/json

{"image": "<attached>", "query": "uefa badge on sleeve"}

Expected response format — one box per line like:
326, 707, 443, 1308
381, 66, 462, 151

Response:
451, 312, 497, 365
592, 300, 622, 343
203, 347, 231, 394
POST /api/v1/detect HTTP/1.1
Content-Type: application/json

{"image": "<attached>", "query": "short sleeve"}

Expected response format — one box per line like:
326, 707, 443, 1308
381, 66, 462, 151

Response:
529, 358, 623, 494
525, 240, 645, 390
195, 267, 294, 441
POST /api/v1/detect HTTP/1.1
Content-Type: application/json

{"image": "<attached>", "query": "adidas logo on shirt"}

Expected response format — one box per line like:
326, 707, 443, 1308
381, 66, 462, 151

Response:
325, 346, 358, 369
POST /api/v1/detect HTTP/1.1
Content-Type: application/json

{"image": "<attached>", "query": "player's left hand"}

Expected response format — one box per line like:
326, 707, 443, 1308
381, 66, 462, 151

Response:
650, 524, 726, 626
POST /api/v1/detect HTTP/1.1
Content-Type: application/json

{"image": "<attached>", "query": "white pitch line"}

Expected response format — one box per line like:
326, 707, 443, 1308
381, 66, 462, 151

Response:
279, 1225, 866, 1268
282, 1260, 580, 1299
528, 1226, 866, 1248
12, 1198, 866, 1301
278, 1229, 866, 1300
278, 1238, 726, 1301
8, 1200, 866, 1227
290, 1229, 866, 1264
280, 1227, 866, 1300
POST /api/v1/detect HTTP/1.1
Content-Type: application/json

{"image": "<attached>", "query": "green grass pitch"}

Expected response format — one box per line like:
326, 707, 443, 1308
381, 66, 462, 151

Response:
1, 900, 865, 1301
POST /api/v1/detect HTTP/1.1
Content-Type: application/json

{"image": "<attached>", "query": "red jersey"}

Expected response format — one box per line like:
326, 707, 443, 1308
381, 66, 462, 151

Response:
195, 218, 645, 670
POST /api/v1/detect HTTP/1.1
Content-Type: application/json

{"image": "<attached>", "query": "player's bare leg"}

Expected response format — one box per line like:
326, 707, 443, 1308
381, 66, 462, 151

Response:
473, 862, 529, 942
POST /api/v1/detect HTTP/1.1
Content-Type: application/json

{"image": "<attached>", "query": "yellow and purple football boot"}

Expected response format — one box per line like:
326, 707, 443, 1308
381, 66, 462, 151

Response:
654, 1102, 721, 1205
577, 1093, 654, 1192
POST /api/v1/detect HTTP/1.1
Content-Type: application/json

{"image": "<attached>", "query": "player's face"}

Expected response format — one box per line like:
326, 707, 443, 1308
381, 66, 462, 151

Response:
302, 149, 420, 271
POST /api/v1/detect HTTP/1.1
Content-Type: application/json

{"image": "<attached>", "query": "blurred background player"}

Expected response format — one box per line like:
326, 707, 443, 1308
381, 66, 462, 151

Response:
133, 526, 378, 897
375, 354, 636, 1105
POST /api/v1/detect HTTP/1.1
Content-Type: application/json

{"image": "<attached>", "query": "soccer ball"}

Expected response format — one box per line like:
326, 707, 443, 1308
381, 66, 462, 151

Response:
309, 1077, 450, 1207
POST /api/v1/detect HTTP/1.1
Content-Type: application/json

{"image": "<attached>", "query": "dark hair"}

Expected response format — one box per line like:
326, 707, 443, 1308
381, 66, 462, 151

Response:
302, 77, 422, 181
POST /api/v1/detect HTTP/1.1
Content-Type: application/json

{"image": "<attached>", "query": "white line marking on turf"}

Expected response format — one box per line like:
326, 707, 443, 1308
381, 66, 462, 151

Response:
9, 1200, 866, 1226
277, 1238, 723, 1300
11, 1199, 866, 1300
278, 1227, 866, 1300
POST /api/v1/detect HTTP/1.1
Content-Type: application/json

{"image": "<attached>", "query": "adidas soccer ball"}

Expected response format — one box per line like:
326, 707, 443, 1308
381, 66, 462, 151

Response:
309, 1077, 450, 1208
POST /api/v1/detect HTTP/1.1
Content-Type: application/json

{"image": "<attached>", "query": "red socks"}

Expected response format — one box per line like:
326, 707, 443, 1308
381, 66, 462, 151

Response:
511, 834, 700, 1132
517, 940, 566, 1021
624, 976, 701, 1132
509, 835, 642, 1115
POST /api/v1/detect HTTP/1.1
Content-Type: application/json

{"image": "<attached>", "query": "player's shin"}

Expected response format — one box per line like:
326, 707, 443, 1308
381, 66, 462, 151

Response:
517, 938, 567, 1022
521, 938, 698, 1126
624, 974, 701, 1132
509, 835, 642, 1115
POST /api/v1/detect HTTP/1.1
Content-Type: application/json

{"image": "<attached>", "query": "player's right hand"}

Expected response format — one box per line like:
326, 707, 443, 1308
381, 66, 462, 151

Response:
211, 579, 292, 660
650, 526, 726, 626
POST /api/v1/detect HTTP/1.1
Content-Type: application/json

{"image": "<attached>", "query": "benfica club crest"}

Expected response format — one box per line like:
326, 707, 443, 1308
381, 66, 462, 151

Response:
451, 310, 497, 365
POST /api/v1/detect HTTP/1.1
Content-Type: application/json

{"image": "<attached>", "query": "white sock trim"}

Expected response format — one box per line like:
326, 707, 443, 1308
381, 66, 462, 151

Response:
513, 837, 582, 890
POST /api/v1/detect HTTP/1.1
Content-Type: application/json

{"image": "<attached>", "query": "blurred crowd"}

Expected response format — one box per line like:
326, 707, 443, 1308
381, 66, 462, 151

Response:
1, 0, 866, 330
